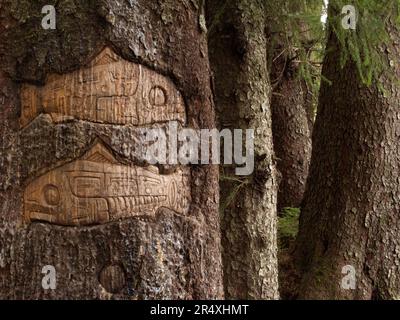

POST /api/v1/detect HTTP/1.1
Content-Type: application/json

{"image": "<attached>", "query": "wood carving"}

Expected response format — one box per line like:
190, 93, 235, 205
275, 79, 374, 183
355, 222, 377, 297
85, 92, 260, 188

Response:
24, 142, 191, 226
20, 47, 186, 127
99, 264, 126, 294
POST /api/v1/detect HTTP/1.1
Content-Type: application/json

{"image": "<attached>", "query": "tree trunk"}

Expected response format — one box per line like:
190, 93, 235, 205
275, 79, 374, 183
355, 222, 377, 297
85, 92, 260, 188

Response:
295, 18, 400, 299
270, 46, 312, 210
0, 0, 223, 299
207, 0, 279, 299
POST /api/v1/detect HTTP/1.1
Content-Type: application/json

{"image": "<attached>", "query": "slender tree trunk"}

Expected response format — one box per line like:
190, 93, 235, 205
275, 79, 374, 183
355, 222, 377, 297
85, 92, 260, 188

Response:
0, 0, 223, 299
207, 0, 279, 299
295, 18, 400, 299
270, 46, 312, 210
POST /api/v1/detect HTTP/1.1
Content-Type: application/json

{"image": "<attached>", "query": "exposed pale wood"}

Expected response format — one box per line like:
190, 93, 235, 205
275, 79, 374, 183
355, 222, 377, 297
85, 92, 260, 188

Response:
20, 48, 186, 127
24, 142, 191, 226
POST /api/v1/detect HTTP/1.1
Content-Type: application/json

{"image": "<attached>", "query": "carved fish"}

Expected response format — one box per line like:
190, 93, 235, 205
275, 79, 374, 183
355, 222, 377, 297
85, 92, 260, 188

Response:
20, 47, 186, 127
24, 142, 191, 226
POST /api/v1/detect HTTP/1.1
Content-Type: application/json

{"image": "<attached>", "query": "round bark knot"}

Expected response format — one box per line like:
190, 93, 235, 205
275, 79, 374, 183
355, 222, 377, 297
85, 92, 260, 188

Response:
99, 264, 126, 294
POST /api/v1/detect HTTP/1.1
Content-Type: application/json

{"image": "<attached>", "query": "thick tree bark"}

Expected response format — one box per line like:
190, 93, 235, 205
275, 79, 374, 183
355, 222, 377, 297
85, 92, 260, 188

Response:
295, 19, 400, 299
0, 0, 223, 299
270, 47, 312, 210
207, 0, 279, 299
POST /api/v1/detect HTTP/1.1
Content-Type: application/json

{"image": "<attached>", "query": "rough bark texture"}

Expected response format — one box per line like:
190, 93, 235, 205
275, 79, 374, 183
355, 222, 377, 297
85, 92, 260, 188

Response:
270, 46, 312, 210
295, 21, 400, 299
207, 0, 279, 299
0, 0, 223, 299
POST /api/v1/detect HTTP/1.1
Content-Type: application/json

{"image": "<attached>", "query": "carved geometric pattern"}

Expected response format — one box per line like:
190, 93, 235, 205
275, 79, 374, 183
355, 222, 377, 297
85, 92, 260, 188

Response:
20, 47, 186, 127
24, 142, 191, 226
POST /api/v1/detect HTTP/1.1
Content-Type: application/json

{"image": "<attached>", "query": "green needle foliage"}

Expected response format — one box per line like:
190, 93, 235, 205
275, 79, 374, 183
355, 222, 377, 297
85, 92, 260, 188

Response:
266, 0, 400, 87
329, 0, 398, 86
278, 207, 300, 249
266, 0, 325, 109
209, 0, 399, 87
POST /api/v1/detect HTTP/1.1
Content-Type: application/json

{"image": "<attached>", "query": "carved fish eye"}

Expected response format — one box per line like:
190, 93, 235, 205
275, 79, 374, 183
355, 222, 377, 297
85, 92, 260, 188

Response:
149, 86, 167, 106
43, 184, 61, 206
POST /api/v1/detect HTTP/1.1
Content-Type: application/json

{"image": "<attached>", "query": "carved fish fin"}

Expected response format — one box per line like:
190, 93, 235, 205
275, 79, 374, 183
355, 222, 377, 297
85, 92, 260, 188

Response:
83, 141, 118, 164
